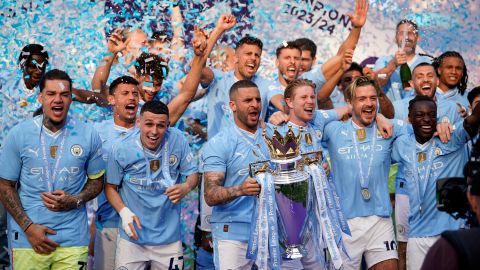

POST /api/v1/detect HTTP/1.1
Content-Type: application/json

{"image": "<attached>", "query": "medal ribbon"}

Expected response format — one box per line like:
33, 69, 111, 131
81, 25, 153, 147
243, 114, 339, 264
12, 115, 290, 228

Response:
306, 164, 348, 269
412, 137, 436, 214
40, 120, 68, 192
351, 122, 377, 195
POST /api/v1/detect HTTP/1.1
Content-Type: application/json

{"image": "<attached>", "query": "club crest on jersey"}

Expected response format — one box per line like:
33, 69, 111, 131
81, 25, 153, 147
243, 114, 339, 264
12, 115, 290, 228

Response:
169, 154, 178, 166
71, 144, 83, 157
50, 145, 58, 158
316, 130, 322, 139
435, 148, 442, 156
150, 160, 160, 172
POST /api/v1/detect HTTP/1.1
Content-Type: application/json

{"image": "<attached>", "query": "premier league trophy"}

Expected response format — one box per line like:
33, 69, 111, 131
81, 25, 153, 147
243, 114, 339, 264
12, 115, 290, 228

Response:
247, 126, 350, 270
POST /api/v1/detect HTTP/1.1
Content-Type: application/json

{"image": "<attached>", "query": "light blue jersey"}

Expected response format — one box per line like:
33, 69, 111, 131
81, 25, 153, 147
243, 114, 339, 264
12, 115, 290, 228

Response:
0, 71, 41, 146
107, 128, 197, 245
375, 54, 432, 102
330, 87, 347, 108
205, 69, 283, 138
93, 119, 138, 228
266, 109, 339, 154
202, 125, 270, 242
392, 124, 469, 237
300, 66, 326, 94
393, 93, 464, 197
323, 119, 406, 219
436, 87, 469, 109
393, 93, 463, 124
0, 116, 105, 248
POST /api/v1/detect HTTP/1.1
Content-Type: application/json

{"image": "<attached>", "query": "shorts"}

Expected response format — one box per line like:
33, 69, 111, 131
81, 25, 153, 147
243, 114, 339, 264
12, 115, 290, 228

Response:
406, 236, 439, 270
213, 239, 253, 270
115, 238, 183, 270
395, 193, 410, 242
93, 227, 118, 270
12, 246, 88, 270
341, 216, 398, 270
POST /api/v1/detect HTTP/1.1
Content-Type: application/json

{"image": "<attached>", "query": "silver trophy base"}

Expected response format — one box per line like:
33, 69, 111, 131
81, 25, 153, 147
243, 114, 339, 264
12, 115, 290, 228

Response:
284, 245, 306, 260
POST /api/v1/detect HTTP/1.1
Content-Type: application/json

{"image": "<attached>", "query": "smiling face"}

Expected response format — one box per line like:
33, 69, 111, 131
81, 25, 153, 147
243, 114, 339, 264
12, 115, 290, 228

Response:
38, 79, 72, 126
23, 54, 48, 88
286, 85, 315, 126
136, 75, 163, 102
348, 85, 378, 127
276, 48, 301, 83
109, 83, 140, 126
437, 56, 464, 89
412, 65, 438, 98
235, 44, 262, 80
409, 100, 437, 143
139, 111, 169, 151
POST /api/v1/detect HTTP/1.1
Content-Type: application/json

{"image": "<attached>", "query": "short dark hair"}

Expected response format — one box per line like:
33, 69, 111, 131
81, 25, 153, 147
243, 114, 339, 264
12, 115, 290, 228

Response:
408, 95, 437, 114
433, 51, 468, 95
396, 19, 418, 32
39, 69, 72, 92
229, 80, 258, 100
140, 100, 169, 116
468, 86, 480, 105
294, 38, 317, 58
109, 76, 139, 95
412, 62, 435, 74
236, 35, 263, 51
338, 62, 364, 86
276, 41, 301, 57
18, 44, 49, 67
135, 53, 169, 82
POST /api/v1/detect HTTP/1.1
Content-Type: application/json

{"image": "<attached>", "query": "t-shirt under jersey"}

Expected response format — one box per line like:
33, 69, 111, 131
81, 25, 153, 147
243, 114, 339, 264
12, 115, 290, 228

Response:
0, 116, 105, 248
107, 127, 197, 245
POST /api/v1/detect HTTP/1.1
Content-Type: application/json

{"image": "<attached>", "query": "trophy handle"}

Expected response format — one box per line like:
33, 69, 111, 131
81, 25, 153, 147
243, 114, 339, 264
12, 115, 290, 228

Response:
248, 160, 271, 177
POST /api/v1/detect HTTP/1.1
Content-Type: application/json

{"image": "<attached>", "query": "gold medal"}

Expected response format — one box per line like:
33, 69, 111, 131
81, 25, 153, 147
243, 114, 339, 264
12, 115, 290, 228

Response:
305, 133, 313, 145
150, 160, 160, 172
418, 152, 427, 162
356, 129, 366, 142
361, 188, 371, 200
50, 145, 58, 159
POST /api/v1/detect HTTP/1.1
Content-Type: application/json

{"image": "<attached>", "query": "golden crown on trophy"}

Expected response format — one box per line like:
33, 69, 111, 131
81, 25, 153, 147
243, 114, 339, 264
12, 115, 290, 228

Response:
263, 125, 302, 160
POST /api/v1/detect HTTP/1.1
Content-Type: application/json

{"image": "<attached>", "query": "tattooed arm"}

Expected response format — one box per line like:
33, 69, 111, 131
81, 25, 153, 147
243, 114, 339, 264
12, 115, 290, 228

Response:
204, 172, 260, 206
41, 174, 104, 212
0, 178, 60, 254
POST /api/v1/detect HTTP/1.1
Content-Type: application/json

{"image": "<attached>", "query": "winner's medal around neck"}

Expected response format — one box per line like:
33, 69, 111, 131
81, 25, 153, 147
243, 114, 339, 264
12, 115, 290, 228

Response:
361, 188, 371, 200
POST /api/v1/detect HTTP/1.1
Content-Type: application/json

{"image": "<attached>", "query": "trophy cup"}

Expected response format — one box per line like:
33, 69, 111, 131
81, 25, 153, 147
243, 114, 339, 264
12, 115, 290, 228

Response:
249, 126, 322, 259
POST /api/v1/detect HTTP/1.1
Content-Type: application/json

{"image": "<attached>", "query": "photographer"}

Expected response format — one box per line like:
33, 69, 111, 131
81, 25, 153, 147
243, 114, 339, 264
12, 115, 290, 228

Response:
421, 169, 480, 270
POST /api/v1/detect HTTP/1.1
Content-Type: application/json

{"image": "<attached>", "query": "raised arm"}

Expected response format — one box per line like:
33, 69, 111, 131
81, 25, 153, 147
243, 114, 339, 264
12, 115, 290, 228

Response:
321, 0, 368, 80
169, 5, 186, 63
318, 49, 354, 105
168, 14, 237, 125
91, 29, 129, 99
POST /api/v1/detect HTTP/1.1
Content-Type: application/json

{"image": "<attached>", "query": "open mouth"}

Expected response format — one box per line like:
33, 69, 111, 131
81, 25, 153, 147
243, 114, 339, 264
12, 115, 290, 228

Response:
125, 104, 137, 114
420, 125, 433, 133
362, 108, 374, 117
51, 106, 64, 116
248, 110, 259, 120
246, 63, 256, 72
146, 135, 159, 145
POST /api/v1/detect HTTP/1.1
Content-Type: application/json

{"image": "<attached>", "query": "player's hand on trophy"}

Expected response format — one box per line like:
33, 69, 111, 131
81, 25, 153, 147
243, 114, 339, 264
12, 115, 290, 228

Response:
268, 111, 289, 125
240, 177, 261, 196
